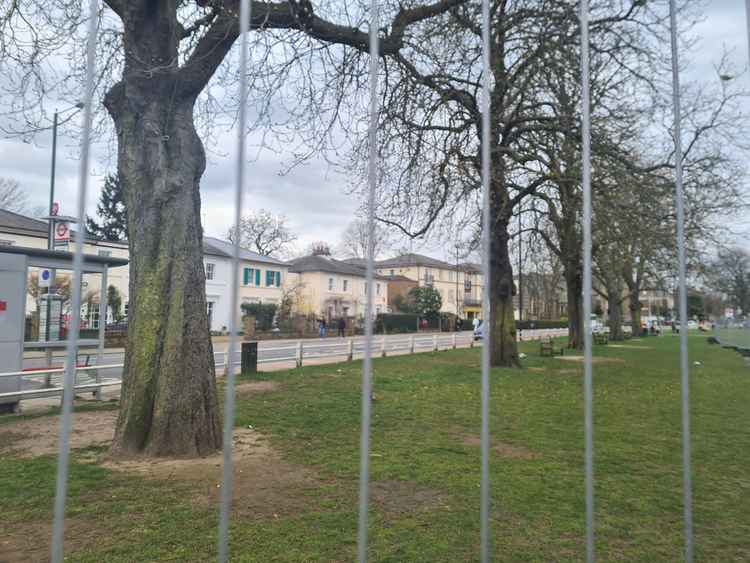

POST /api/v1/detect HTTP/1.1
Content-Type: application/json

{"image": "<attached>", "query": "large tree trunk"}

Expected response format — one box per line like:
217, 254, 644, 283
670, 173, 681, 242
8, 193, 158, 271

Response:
108, 96, 222, 457
488, 161, 519, 367
104, 5, 222, 457
564, 257, 584, 350
629, 288, 642, 336
607, 296, 624, 341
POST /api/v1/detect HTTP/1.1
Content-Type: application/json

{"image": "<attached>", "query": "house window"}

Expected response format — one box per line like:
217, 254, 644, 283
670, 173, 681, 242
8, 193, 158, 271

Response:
389, 269, 394, 276
243, 268, 260, 286
88, 303, 100, 329
205, 263, 216, 281
207, 302, 215, 327
124, 303, 129, 318
449, 270, 454, 282
265, 270, 281, 287
363, 282, 368, 294
329, 277, 334, 291
376, 283, 381, 296
343, 279, 349, 292
98, 250, 112, 257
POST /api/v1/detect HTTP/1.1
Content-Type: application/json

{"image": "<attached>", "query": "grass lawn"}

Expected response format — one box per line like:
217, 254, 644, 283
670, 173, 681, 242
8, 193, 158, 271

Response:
1, 335, 749, 562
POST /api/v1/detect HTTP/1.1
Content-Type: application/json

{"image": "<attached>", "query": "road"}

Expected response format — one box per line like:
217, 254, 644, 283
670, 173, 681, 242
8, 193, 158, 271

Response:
13, 328, 568, 398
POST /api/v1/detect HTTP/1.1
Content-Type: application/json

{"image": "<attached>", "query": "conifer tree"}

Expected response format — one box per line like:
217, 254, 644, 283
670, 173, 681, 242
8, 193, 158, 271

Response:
86, 174, 127, 242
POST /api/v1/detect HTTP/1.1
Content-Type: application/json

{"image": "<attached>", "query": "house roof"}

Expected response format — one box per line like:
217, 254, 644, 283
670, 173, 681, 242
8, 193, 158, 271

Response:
202, 236, 287, 266
0, 244, 128, 268
0, 207, 129, 247
460, 262, 483, 274
0, 208, 49, 234
288, 254, 390, 279
376, 253, 456, 270
384, 274, 417, 282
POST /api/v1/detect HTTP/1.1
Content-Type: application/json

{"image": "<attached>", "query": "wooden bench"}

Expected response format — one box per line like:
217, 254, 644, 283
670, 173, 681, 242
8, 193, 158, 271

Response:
593, 332, 609, 345
540, 336, 564, 357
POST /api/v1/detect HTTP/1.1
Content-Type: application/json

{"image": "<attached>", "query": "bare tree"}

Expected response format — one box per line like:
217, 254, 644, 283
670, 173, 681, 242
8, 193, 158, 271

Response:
338, 218, 391, 260
0, 1, 463, 457
0, 177, 27, 212
227, 209, 297, 257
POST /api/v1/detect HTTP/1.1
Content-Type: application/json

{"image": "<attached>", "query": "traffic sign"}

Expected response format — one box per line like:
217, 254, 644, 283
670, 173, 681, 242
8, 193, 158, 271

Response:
54, 222, 70, 242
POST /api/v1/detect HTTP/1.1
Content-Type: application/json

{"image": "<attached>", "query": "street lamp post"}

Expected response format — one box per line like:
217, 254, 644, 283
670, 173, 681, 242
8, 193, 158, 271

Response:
43, 103, 83, 382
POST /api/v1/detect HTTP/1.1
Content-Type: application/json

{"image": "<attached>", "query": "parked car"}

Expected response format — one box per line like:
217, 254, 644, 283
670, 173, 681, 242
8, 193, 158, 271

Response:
473, 321, 484, 341
687, 320, 699, 330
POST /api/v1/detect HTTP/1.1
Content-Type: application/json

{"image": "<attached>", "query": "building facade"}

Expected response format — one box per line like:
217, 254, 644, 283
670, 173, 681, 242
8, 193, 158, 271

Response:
375, 254, 485, 319
202, 237, 289, 332
286, 255, 389, 320
0, 209, 291, 333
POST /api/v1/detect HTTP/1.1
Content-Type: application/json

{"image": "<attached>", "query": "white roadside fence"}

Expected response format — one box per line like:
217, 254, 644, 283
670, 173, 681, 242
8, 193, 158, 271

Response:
0, 329, 569, 404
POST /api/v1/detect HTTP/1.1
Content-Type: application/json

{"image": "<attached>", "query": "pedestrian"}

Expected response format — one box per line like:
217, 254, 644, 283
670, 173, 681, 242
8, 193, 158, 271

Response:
338, 317, 346, 337
472, 316, 480, 331
318, 317, 326, 338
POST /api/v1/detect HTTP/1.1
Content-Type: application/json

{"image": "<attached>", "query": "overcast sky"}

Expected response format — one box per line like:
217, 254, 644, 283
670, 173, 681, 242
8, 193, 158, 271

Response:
1, 1, 748, 260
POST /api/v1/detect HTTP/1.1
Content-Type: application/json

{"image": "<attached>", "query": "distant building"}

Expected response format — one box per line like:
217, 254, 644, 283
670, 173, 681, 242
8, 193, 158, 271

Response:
287, 255, 389, 320
202, 237, 289, 332
0, 208, 130, 328
375, 253, 485, 319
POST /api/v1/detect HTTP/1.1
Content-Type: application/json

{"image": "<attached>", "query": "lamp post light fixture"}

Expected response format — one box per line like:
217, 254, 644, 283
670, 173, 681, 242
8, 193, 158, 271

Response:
48, 102, 85, 250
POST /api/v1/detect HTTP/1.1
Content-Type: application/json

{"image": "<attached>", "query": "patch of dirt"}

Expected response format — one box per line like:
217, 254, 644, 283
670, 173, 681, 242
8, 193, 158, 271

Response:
0, 411, 117, 457
0, 517, 107, 563
103, 428, 318, 520
555, 356, 625, 364
0, 430, 24, 451
370, 480, 446, 515
235, 380, 280, 396
462, 435, 539, 459
527, 367, 546, 372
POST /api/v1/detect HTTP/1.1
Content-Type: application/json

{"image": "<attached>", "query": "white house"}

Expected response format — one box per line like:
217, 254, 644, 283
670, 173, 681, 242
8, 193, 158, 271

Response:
202, 237, 289, 332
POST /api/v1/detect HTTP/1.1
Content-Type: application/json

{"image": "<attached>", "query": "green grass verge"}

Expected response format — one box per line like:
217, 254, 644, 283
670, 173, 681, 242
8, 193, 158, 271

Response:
1, 335, 749, 561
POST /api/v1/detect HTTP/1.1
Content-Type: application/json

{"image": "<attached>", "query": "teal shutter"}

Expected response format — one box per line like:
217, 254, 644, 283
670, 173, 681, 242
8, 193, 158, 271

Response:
255, 269, 261, 286
275, 271, 281, 287
266, 270, 273, 286
243, 268, 250, 285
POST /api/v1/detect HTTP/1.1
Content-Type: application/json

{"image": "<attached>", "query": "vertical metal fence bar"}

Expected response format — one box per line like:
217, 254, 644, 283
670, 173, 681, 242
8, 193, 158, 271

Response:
668, 2, 693, 561
50, 2, 99, 561
356, 2, 379, 561
218, 1, 251, 561
579, 2, 595, 561
479, 0, 492, 560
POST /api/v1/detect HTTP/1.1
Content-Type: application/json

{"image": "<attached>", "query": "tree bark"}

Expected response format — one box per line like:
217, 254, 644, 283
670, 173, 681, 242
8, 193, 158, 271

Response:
108, 95, 222, 457
489, 170, 519, 367
105, 4, 221, 457
607, 295, 624, 341
563, 256, 584, 350
628, 287, 642, 335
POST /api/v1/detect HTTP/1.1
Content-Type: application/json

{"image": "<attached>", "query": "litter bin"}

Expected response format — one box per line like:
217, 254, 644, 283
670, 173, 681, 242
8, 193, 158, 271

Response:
241, 341, 258, 376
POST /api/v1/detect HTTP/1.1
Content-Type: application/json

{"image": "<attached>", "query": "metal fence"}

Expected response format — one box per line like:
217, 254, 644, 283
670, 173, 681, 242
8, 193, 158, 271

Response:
10, 0, 719, 561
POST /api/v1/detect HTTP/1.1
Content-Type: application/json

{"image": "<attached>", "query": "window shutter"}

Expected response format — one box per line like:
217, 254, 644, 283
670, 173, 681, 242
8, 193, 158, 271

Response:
255, 269, 261, 286
275, 271, 281, 287
243, 268, 249, 285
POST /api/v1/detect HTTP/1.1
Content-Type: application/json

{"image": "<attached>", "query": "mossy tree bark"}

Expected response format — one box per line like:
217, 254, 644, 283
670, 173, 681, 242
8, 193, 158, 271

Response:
103, 3, 232, 457
487, 163, 520, 368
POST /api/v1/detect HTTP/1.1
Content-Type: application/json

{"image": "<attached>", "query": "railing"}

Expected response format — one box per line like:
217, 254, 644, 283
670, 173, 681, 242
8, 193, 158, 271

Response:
2, 329, 570, 403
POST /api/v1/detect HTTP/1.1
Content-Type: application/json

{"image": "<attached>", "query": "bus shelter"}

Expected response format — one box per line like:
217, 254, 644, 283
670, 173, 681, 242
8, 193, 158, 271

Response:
0, 245, 128, 412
